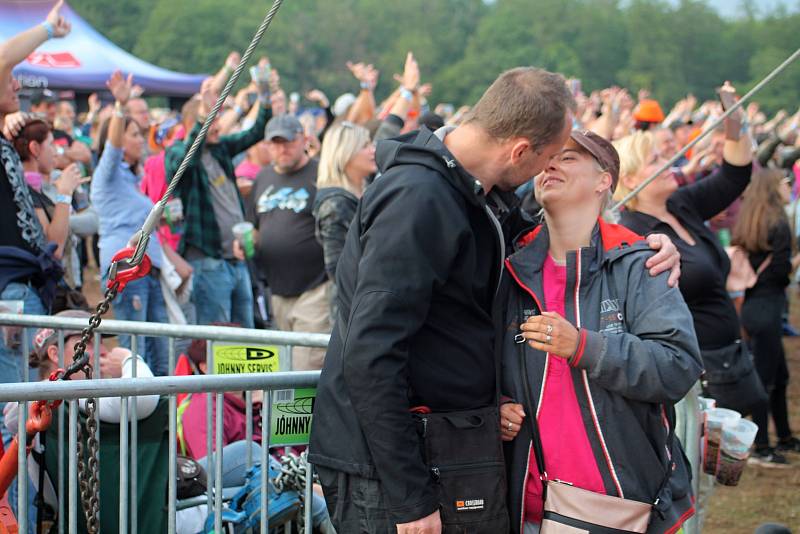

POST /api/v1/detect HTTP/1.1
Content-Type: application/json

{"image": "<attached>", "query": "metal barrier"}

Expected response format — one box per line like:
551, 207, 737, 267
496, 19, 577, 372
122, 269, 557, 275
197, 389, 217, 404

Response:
0, 313, 326, 534
0, 313, 705, 534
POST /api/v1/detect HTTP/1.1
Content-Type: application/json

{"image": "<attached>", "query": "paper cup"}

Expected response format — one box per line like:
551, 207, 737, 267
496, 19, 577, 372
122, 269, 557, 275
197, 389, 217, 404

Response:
233, 222, 255, 259
703, 408, 741, 475
716, 419, 758, 486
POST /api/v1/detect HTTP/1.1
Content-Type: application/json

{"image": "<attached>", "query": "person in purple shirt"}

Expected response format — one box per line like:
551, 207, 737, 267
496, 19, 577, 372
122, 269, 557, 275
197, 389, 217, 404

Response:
91, 71, 169, 375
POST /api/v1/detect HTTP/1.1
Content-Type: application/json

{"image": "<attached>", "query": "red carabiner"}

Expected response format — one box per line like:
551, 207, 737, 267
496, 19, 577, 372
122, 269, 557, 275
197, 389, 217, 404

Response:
106, 247, 152, 292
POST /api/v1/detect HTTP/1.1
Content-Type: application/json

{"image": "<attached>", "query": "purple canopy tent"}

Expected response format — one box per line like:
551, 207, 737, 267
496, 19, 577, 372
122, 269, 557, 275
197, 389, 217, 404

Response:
0, 0, 206, 96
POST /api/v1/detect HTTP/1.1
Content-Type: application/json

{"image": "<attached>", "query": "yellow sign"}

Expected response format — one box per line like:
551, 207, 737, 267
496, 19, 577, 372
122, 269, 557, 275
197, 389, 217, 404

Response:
212, 344, 281, 374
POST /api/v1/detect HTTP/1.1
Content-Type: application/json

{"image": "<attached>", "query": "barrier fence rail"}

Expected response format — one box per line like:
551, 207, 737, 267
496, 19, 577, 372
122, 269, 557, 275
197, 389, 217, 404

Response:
0, 313, 704, 534
0, 313, 326, 534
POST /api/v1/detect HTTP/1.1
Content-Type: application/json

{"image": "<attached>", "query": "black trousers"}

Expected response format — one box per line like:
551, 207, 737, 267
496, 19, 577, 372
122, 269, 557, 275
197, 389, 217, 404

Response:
741, 293, 792, 447
316, 466, 396, 534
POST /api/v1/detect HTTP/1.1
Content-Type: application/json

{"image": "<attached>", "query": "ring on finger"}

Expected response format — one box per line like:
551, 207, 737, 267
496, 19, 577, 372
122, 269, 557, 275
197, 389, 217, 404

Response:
507, 421, 513, 431
546, 324, 553, 335
546, 334, 552, 344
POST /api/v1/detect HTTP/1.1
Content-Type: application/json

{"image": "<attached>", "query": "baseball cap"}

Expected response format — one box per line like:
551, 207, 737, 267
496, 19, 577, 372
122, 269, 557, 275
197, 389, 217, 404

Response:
569, 130, 621, 192
634, 99, 665, 124
30, 89, 56, 106
265, 114, 304, 142
30, 310, 114, 359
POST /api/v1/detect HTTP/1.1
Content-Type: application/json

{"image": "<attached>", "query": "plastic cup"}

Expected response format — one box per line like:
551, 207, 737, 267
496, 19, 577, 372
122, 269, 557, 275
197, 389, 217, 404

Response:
716, 419, 758, 486
703, 408, 741, 475
164, 197, 184, 228
233, 221, 255, 259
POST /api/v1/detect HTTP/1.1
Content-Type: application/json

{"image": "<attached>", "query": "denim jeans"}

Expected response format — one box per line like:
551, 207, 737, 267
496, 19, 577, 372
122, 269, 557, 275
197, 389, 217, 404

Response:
189, 258, 254, 328
0, 282, 46, 532
112, 274, 170, 376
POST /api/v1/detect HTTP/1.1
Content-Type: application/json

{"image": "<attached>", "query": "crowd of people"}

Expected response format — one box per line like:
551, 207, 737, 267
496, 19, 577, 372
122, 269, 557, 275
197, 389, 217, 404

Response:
1, 1, 800, 533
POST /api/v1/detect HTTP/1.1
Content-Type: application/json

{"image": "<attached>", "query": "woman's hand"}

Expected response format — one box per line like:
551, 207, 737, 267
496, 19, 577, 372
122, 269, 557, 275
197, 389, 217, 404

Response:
500, 402, 526, 442
520, 311, 579, 359
46, 0, 71, 38
106, 70, 133, 106
54, 163, 89, 196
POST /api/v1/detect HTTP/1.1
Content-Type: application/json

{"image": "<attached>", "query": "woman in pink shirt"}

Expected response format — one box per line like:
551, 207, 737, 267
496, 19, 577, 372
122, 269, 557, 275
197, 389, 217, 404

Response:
499, 131, 702, 534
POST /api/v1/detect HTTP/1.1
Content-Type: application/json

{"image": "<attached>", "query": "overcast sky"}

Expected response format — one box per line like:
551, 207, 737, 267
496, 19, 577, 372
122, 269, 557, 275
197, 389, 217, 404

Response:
673, 0, 797, 17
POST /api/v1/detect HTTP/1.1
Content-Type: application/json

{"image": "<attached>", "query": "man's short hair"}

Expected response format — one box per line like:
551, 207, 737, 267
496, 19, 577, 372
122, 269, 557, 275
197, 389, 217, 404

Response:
465, 67, 576, 149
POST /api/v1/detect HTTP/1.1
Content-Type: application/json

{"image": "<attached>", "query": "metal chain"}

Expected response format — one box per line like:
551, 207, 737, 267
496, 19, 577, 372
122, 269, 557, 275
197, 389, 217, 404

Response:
274, 451, 316, 533
61, 283, 117, 534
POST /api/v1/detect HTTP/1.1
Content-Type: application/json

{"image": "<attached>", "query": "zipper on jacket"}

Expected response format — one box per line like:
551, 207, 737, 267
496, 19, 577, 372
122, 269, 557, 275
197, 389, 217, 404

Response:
430, 461, 505, 481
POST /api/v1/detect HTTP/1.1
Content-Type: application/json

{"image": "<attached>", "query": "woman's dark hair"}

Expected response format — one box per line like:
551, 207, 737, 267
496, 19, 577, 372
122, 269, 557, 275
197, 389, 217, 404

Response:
13, 119, 51, 162
96, 115, 140, 163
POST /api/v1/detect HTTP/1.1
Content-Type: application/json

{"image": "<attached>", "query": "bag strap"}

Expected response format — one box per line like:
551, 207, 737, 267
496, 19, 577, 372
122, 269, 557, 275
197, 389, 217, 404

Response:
517, 298, 548, 482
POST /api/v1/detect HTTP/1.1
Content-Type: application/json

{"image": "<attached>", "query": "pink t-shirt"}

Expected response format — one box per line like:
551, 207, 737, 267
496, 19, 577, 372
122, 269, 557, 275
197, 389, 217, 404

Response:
524, 254, 606, 523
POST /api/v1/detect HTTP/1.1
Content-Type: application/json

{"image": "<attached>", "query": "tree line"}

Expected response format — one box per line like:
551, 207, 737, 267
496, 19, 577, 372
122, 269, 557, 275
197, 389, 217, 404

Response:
71, 0, 800, 112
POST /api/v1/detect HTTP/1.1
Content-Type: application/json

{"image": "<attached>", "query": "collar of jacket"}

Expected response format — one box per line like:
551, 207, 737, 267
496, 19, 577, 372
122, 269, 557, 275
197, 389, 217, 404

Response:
375, 126, 488, 210
507, 218, 647, 289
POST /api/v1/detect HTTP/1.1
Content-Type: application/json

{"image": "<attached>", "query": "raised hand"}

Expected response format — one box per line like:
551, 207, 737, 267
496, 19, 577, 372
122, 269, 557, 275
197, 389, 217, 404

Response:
225, 51, 241, 71
305, 89, 329, 109
87, 93, 101, 114
106, 70, 134, 105
394, 51, 419, 91
46, 0, 71, 38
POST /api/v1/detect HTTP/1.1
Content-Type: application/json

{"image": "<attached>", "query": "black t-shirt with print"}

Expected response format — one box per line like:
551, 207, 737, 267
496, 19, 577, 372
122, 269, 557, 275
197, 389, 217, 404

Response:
246, 159, 326, 297
0, 163, 35, 253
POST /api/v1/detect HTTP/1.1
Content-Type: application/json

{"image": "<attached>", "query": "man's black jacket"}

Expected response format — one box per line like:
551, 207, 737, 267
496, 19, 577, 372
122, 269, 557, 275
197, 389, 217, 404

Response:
308, 127, 526, 524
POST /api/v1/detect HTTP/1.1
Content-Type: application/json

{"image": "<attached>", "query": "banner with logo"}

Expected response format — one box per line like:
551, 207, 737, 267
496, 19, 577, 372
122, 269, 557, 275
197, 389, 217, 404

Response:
212, 343, 281, 374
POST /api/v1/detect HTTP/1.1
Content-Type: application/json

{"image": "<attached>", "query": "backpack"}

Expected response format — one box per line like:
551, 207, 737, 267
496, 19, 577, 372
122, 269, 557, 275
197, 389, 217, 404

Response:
203, 460, 300, 533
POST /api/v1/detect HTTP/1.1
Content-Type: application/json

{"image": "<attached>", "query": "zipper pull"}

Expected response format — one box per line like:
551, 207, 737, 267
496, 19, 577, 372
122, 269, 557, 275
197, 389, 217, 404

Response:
431, 467, 440, 481
422, 416, 428, 436
552, 479, 574, 486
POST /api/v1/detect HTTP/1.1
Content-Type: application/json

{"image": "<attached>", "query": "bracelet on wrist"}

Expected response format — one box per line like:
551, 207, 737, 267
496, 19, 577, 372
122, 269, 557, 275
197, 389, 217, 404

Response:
41, 21, 55, 40
400, 88, 414, 102
113, 101, 125, 118
54, 193, 72, 205
360, 81, 371, 91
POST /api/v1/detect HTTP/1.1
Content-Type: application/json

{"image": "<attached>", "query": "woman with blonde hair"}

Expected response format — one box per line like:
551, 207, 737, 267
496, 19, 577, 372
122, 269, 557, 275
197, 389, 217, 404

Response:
732, 169, 800, 460
312, 121, 376, 281
613, 86, 783, 465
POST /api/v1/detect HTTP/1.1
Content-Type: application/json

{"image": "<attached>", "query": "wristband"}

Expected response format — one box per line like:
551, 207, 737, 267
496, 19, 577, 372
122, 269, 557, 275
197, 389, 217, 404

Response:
54, 193, 72, 205
400, 88, 414, 102
41, 21, 55, 40
113, 101, 125, 118
360, 81, 371, 90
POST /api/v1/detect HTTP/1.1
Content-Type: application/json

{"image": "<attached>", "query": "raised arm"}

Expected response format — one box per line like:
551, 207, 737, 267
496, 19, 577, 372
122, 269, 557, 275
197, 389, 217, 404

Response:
670, 83, 754, 221
0, 0, 70, 82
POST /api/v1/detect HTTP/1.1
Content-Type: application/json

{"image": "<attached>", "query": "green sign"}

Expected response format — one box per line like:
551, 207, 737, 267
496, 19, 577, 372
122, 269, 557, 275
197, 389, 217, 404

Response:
212, 344, 281, 374
270, 388, 316, 446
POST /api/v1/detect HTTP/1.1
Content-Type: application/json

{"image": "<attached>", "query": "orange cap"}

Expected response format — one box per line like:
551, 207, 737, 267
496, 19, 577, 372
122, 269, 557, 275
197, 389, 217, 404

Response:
634, 99, 665, 123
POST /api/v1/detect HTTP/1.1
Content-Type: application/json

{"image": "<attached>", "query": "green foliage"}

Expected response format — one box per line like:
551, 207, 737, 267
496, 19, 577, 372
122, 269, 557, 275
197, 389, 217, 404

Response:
68, 0, 799, 113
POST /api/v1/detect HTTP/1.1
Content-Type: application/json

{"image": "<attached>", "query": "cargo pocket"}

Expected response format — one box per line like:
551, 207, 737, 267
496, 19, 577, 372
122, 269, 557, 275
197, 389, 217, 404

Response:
432, 461, 509, 533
